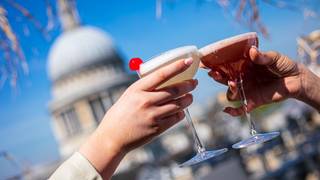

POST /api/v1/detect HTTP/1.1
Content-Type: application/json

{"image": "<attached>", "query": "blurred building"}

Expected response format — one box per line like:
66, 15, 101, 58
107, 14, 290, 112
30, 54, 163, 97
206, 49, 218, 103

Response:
47, 26, 136, 158
297, 29, 320, 75
47, 1, 136, 159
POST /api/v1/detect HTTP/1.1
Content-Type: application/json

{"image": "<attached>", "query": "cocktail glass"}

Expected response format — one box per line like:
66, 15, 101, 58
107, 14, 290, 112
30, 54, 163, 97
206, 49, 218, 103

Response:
199, 32, 280, 149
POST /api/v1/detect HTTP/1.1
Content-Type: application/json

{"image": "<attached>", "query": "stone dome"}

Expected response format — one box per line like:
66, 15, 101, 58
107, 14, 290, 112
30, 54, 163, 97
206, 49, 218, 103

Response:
48, 26, 119, 81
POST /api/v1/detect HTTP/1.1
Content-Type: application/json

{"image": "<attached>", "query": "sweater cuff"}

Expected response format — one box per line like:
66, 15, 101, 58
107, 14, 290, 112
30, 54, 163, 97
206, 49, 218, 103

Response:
49, 152, 103, 180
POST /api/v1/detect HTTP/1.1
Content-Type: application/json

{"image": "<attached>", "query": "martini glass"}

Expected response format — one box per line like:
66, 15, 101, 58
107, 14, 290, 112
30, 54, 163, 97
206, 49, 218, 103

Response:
129, 46, 227, 167
199, 32, 280, 149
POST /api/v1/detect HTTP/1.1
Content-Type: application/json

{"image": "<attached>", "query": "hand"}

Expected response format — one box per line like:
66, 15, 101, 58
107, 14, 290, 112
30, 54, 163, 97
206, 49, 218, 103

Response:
207, 46, 304, 116
79, 58, 197, 179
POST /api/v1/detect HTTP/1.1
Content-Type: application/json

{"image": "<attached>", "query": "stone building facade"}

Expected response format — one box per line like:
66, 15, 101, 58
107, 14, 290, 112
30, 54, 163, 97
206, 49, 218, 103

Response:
47, 26, 137, 158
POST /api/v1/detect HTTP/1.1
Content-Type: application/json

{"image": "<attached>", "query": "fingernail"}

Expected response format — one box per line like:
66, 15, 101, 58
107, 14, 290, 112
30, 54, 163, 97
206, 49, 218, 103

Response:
184, 58, 193, 66
251, 45, 258, 50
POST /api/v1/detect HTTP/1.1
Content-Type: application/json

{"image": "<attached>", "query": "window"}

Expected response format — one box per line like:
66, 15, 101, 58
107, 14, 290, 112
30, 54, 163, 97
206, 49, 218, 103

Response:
102, 95, 112, 110
60, 108, 82, 137
90, 97, 107, 124
90, 89, 126, 124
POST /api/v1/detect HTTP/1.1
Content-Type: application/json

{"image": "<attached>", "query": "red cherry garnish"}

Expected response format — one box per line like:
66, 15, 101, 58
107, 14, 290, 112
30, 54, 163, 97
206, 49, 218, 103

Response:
129, 57, 143, 71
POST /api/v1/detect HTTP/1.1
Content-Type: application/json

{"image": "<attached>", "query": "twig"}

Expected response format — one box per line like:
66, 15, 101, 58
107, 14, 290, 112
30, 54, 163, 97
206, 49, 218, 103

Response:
4, 0, 49, 39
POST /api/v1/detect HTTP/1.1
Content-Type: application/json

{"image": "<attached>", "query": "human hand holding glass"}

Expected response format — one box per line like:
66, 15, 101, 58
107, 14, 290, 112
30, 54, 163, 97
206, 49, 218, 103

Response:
79, 59, 198, 179
208, 47, 304, 115
130, 46, 227, 167
200, 32, 281, 148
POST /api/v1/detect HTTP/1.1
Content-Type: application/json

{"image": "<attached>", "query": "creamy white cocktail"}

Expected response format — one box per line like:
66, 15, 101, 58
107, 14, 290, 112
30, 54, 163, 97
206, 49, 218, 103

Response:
139, 46, 200, 88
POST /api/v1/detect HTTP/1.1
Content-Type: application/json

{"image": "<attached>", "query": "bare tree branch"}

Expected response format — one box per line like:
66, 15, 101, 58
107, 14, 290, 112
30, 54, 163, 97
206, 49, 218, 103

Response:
0, 5, 27, 87
236, 0, 247, 21
45, 0, 57, 32
4, 0, 50, 39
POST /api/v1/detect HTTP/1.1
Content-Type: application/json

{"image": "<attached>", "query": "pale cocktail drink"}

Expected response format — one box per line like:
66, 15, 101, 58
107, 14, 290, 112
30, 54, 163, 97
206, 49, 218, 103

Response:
199, 32, 280, 149
139, 46, 200, 88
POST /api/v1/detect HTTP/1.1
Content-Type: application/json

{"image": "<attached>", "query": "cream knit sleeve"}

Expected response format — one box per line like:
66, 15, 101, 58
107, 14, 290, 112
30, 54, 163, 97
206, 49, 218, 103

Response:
49, 152, 103, 180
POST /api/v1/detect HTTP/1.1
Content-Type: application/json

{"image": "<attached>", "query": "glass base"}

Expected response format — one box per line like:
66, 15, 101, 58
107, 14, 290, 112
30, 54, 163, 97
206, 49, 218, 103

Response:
232, 131, 280, 149
179, 148, 228, 167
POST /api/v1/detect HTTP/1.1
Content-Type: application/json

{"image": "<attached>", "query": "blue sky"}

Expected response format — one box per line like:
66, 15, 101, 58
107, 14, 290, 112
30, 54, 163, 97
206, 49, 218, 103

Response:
0, 0, 319, 178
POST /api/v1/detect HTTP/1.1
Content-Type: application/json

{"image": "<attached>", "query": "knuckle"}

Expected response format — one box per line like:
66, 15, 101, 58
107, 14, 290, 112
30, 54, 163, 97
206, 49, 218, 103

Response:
142, 98, 153, 107
157, 71, 168, 81
269, 51, 281, 62
178, 111, 185, 120
147, 111, 158, 123
149, 125, 160, 135
134, 93, 152, 108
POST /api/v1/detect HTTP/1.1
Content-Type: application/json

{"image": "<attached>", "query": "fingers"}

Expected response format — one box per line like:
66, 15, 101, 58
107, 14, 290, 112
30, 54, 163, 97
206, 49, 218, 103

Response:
155, 94, 193, 117
152, 79, 197, 104
224, 80, 240, 101
223, 99, 257, 116
208, 71, 228, 85
223, 107, 244, 116
136, 58, 193, 91
199, 61, 209, 69
157, 111, 185, 133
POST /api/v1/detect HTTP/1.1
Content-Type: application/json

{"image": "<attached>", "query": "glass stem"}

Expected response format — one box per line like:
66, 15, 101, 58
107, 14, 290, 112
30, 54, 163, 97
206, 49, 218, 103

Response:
184, 108, 206, 153
237, 77, 257, 136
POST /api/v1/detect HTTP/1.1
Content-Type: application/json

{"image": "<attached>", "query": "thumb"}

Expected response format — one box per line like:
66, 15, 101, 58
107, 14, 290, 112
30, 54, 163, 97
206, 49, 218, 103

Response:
249, 46, 279, 66
249, 46, 298, 77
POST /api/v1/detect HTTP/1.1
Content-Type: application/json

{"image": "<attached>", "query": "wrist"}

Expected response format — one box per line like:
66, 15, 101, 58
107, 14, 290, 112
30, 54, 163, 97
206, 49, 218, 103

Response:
285, 63, 305, 100
290, 63, 306, 99
79, 128, 126, 179
295, 64, 320, 111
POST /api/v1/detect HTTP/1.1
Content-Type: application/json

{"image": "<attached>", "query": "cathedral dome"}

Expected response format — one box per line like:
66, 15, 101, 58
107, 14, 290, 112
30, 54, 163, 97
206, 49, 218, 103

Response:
48, 26, 119, 81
